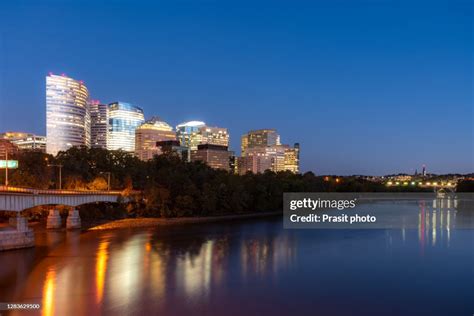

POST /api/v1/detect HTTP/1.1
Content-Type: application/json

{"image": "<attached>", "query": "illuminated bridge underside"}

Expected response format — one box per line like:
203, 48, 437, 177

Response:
0, 191, 121, 212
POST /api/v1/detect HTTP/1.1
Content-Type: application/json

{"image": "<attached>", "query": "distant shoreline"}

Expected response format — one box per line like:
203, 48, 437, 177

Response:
87, 211, 282, 231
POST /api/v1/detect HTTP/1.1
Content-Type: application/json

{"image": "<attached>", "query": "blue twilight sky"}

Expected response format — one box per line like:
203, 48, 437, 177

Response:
0, 0, 472, 175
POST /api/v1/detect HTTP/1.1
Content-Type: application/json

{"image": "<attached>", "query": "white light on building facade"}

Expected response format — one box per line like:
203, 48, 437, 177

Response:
176, 121, 206, 150
46, 74, 90, 155
107, 101, 145, 152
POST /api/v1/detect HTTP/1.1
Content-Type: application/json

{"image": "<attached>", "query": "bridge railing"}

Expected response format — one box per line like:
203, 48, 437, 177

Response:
0, 186, 134, 195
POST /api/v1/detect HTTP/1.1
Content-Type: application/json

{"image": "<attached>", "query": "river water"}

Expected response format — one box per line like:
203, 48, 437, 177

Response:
0, 198, 473, 316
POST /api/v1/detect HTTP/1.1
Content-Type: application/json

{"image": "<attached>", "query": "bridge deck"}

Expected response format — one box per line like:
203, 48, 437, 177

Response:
0, 186, 128, 195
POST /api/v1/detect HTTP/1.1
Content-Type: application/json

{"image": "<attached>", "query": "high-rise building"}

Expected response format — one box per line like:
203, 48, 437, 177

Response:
107, 102, 145, 152
191, 144, 231, 171
238, 129, 300, 174
241, 129, 280, 156
135, 117, 177, 160
1, 132, 47, 152
176, 121, 232, 162
238, 152, 271, 175
89, 100, 108, 149
175, 121, 206, 150
46, 73, 90, 155
238, 146, 284, 174
284, 143, 300, 173
198, 126, 229, 147
241, 134, 248, 156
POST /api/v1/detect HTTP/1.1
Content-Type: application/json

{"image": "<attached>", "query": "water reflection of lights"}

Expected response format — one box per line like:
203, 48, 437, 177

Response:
96, 240, 109, 304
109, 234, 146, 311
149, 249, 166, 298
418, 197, 457, 250
42, 269, 56, 316
241, 235, 296, 279
177, 240, 214, 299
143, 235, 167, 299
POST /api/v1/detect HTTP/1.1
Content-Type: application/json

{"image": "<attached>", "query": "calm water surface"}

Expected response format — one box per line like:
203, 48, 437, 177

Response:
0, 198, 473, 316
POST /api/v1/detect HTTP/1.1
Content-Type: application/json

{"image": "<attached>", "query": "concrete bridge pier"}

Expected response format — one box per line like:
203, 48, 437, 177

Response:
0, 214, 35, 251
66, 208, 81, 230
46, 209, 62, 229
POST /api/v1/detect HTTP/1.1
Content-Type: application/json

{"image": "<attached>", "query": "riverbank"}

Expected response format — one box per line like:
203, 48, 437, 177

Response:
88, 211, 282, 231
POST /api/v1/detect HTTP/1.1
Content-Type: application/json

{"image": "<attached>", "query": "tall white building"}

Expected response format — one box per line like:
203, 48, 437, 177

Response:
107, 101, 145, 152
46, 74, 90, 155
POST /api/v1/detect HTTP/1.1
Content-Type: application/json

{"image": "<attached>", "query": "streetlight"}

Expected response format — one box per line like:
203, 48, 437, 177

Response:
46, 158, 63, 190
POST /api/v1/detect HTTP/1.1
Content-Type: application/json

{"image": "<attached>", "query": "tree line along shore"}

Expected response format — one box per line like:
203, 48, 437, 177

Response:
2, 147, 472, 223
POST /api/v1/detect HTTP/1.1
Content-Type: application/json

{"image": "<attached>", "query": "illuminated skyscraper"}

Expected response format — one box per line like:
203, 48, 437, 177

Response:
284, 143, 300, 173
46, 74, 90, 155
241, 134, 248, 156
176, 121, 230, 149
198, 126, 229, 147
238, 145, 285, 174
89, 100, 108, 149
107, 102, 145, 152
135, 117, 177, 160
241, 129, 280, 156
176, 121, 231, 162
238, 129, 299, 174
175, 121, 206, 150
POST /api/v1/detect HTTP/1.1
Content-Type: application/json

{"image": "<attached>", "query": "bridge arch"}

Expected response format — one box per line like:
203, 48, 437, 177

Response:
0, 188, 133, 250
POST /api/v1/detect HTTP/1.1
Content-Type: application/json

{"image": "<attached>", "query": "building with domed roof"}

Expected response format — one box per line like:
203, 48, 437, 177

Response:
135, 117, 177, 160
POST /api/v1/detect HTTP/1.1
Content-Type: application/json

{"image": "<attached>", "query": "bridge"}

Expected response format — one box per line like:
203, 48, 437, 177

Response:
385, 181, 457, 193
0, 186, 128, 251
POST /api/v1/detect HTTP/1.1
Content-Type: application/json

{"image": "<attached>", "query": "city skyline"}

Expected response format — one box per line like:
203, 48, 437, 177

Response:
40, 72, 301, 174
0, 0, 472, 175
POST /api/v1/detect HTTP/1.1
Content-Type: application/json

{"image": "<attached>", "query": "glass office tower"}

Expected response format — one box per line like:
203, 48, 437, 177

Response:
107, 102, 145, 152
175, 121, 206, 150
46, 74, 90, 155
